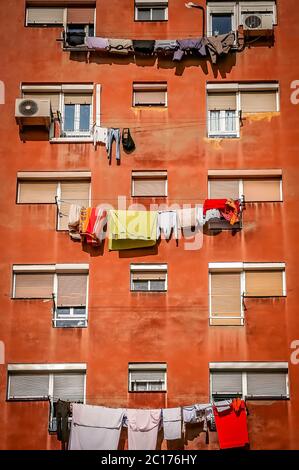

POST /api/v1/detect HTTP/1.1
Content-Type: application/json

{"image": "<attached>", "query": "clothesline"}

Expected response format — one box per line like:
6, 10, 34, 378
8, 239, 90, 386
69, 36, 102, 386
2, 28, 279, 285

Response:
57, 198, 244, 203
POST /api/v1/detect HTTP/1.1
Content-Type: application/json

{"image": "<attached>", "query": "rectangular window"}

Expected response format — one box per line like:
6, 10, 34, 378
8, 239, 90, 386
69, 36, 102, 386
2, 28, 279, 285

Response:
131, 264, 167, 292
209, 263, 286, 326
132, 171, 167, 197
135, 1, 168, 21
128, 363, 167, 392
22, 84, 94, 139
26, 5, 95, 31
211, 13, 233, 35
12, 265, 89, 328
17, 173, 91, 231
207, 83, 279, 138
133, 83, 167, 107
208, 174, 282, 202
26, 7, 65, 26
210, 272, 243, 326
207, 1, 277, 36
210, 362, 289, 400
63, 94, 92, 136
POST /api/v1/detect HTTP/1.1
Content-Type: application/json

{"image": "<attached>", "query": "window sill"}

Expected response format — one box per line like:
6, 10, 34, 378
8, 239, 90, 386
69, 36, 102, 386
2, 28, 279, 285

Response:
50, 137, 93, 143
128, 390, 167, 393
208, 134, 239, 139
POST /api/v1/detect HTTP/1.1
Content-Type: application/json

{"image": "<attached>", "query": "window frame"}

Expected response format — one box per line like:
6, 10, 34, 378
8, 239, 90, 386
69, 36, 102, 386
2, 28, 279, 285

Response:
128, 363, 167, 392
62, 101, 93, 138
131, 171, 168, 197
207, 175, 283, 202
7, 364, 87, 402
130, 264, 168, 292
134, 1, 168, 22
209, 262, 286, 326
21, 84, 95, 141
206, 1, 277, 36
12, 265, 89, 328
209, 362, 289, 400
16, 172, 91, 231
25, 5, 96, 31
207, 82, 279, 138
133, 83, 168, 108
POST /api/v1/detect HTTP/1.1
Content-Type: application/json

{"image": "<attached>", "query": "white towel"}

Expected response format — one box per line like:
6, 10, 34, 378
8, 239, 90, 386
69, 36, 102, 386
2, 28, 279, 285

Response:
127, 409, 161, 450
162, 408, 182, 440
69, 404, 125, 450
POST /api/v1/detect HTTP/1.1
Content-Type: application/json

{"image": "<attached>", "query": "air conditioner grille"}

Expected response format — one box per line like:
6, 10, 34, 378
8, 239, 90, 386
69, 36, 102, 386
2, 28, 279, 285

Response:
19, 100, 38, 116
245, 14, 262, 29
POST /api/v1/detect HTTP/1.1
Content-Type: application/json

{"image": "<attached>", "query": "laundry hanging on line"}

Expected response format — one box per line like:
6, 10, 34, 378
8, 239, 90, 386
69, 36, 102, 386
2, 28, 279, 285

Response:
84, 34, 236, 64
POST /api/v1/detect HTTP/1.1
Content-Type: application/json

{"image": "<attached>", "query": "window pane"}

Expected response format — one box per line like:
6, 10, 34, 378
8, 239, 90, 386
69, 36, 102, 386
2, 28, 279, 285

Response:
137, 8, 151, 20
132, 280, 149, 291
210, 110, 220, 132
152, 8, 166, 21
149, 382, 163, 391
88, 24, 94, 37
134, 382, 147, 391
73, 307, 87, 316
212, 14, 232, 35
79, 105, 91, 131
64, 104, 75, 131
150, 280, 166, 291
55, 319, 86, 327
225, 110, 236, 131
67, 24, 85, 34
56, 307, 71, 317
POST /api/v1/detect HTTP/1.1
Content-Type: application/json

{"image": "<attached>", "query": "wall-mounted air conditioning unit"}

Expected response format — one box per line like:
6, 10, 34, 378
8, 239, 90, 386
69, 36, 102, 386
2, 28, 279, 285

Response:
15, 98, 52, 127
242, 12, 273, 30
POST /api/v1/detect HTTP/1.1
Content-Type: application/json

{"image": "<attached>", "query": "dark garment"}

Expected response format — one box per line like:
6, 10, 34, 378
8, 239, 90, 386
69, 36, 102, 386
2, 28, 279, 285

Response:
133, 40, 155, 54
56, 400, 71, 444
173, 38, 206, 61
122, 128, 135, 152
205, 32, 235, 64
66, 32, 85, 47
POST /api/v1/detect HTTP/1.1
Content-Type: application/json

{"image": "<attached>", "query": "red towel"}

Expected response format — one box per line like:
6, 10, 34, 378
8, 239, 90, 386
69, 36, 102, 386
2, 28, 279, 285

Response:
213, 399, 249, 449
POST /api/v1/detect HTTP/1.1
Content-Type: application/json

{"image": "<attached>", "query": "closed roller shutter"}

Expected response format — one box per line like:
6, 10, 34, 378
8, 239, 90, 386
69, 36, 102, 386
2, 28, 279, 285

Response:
57, 273, 88, 306
133, 173, 167, 197
133, 84, 167, 106
211, 372, 243, 396
247, 372, 287, 398
67, 8, 95, 24
207, 92, 237, 110
243, 178, 281, 202
59, 180, 90, 230
26, 7, 64, 25
14, 273, 54, 299
131, 271, 166, 280
245, 270, 284, 296
53, 373, 85, 402
64, 94, 92, 105
209, 179, 240, 199
210, 273, 242, 326
18, 181, 57, 203
241, 91, 277, 113
8, 373, 50, 400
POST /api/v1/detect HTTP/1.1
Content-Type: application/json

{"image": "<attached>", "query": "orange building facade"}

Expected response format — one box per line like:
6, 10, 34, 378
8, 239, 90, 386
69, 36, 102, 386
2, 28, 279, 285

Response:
0, 0, 299, 450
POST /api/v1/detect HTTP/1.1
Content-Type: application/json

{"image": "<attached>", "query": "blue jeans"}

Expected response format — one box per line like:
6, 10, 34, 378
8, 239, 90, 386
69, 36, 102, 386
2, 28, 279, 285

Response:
106, 128, 121, 162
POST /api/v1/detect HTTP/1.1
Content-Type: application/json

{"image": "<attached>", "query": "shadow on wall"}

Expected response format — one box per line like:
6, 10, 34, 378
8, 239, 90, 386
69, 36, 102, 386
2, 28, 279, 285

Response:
68, 51, 237, 78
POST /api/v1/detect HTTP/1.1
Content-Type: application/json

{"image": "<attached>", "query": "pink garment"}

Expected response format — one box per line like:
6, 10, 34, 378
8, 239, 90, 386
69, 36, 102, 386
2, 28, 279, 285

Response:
127, 409, 161, 450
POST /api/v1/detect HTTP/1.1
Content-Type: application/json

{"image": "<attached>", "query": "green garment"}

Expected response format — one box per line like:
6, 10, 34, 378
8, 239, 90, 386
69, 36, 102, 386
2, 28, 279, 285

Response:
108, 210, 158, 250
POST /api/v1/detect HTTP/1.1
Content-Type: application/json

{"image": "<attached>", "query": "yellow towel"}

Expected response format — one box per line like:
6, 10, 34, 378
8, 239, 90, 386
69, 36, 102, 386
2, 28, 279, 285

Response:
108, 210, 158, 250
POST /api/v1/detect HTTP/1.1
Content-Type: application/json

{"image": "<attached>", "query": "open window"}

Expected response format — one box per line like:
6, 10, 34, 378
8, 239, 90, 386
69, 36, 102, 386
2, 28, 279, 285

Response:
17, 171, 91, 230
25, 3, 96, 48
12, 264, 89, 328
209, 262, 286, 326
